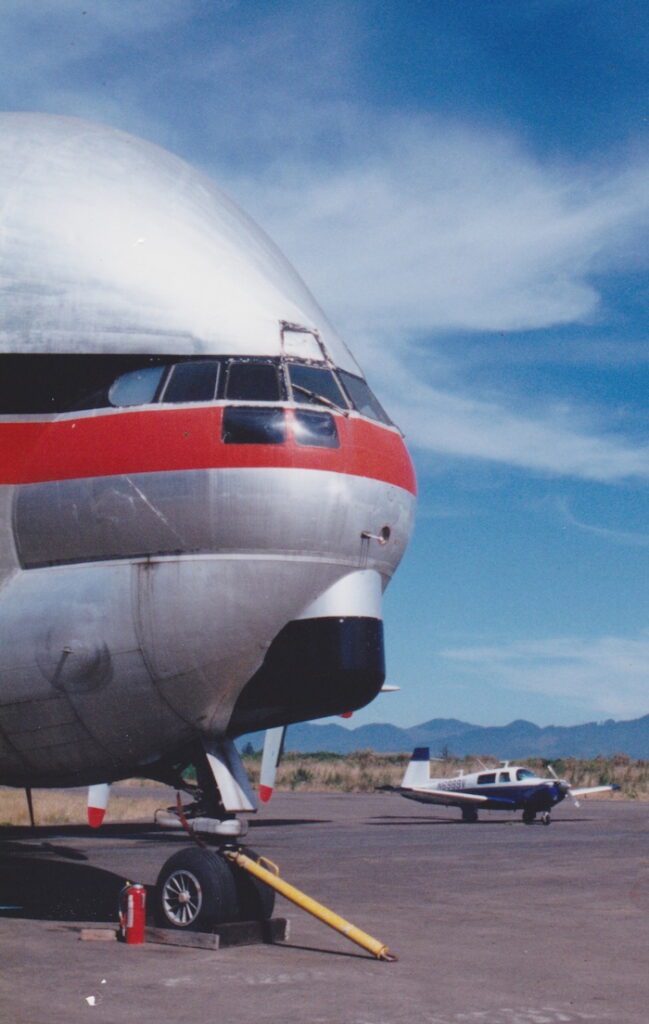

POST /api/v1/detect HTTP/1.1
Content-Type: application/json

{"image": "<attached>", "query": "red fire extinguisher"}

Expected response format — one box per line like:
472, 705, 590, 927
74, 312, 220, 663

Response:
118, 882, 147, 944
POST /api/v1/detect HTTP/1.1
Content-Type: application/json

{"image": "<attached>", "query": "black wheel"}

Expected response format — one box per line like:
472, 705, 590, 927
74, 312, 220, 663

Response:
461, 807, 478, 823
541, 812, 551, 826
522, 809, 536, 824
155, 846, 238, 931
229, 861, 276, 921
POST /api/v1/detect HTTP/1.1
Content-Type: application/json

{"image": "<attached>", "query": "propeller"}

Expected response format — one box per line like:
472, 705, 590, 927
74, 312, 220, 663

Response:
257, 684, 399, 802
87, 783, 111, 827
547, 764, 580, 807
259, 726, 286, 803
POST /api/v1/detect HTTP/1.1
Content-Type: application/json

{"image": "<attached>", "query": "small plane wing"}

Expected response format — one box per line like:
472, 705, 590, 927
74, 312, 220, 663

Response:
402, 787, 515, 808
570, 784, 618, 797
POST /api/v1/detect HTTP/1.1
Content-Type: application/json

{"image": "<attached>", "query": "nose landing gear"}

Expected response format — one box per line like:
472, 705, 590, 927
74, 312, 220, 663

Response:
155, 845, 275, 931
461, 807, 479, 823
151, 736, 397, 958
154, 737, 276, 930
522, 809, 551, 825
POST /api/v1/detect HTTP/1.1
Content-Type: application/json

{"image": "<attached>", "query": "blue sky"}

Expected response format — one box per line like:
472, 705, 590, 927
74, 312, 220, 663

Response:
2, 0, 648, 727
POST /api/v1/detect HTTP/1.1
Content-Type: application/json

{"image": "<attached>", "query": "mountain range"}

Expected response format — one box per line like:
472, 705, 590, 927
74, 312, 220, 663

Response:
238, 714, 649, 759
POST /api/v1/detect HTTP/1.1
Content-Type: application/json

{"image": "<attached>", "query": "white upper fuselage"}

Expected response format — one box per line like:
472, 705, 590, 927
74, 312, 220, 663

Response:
0, 113, 359, 370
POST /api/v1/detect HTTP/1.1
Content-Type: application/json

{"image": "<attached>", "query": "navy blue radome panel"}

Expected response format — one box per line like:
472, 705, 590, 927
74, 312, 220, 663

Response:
229, 616, 385, 735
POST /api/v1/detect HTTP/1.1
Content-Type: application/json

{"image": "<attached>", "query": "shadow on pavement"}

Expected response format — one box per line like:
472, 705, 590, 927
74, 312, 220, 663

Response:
0, 822, 177, 841
250, 818, 331, 828
0, 846, 128, 922
368, 815, 585, 826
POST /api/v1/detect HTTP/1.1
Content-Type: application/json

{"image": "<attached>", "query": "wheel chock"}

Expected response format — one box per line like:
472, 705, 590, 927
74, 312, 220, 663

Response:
224, 848, 397, 961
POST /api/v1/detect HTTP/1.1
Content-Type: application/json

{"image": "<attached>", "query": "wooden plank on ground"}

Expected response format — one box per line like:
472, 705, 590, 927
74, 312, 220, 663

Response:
144, 918, 289, 950
80, 928, 118, 942
217, 918, 289, 948
144, 927, 220, 949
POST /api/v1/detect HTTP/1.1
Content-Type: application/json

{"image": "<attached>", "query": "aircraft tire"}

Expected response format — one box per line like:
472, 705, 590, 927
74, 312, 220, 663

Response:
154, 846, 239, 930
461, 808, 478, 823
522, 810, 536, 824
229, 859, 276, 921
541, 812, 551, 826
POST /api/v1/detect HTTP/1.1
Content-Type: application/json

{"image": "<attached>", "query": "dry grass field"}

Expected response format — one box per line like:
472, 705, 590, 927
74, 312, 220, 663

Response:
241, 750, 649, 798
0, 778, 169, 828
1, 752, 645, 826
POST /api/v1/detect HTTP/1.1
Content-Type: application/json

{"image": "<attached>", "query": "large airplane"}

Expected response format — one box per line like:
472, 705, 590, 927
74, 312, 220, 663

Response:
0, 113, 416, 929
397, 748, 617, 825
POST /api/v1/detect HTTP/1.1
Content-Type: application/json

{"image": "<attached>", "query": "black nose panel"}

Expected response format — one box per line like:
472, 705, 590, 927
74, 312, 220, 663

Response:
228, 616, 385, 735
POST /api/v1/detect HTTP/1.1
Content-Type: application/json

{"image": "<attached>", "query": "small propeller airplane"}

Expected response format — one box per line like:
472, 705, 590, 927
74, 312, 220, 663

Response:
396, 748, 618, 825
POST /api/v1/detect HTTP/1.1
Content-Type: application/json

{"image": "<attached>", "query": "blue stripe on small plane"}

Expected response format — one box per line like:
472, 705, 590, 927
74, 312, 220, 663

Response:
411, 747, 430, 761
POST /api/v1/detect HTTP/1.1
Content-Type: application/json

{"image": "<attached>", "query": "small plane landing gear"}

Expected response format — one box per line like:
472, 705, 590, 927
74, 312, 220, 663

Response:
541, 811, 551, 826
462, 807, 478, 823
522, 809, 536, 824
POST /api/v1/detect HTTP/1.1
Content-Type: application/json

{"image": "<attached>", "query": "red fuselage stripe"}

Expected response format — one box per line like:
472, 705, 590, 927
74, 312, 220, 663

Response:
0, 407, 417, 494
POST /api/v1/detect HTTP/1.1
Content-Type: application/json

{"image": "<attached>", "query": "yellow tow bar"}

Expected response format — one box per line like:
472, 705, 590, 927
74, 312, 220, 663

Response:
224, 848, 398, 962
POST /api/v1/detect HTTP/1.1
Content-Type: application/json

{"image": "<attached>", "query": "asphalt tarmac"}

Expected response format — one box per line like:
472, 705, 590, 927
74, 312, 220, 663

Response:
1, 793, 647, 1024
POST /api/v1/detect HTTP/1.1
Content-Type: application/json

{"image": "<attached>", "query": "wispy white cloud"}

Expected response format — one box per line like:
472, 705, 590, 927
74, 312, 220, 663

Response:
225, 120, 649, 482
1, 1, 648, 482
235, 122, 649, 335
376, 352, 649, 482
554, 497, 649, 545
441, 631, 649, 719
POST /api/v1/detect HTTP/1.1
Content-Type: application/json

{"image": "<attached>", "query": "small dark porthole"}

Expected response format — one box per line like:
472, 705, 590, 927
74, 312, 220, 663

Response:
293, 410, 339, 448
222, 406, 286, 445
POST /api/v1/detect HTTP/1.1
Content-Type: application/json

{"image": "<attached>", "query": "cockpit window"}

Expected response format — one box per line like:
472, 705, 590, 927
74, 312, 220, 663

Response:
225, 361, 281, 402
293, 410, 339, 448
288, 364, 348, 411
338, 371, 392, 425
516, 769, 535, 781
499, 772, 510, 783
161, 360, 219, 404
222, 406, 286, 444
109, 366, 166, 407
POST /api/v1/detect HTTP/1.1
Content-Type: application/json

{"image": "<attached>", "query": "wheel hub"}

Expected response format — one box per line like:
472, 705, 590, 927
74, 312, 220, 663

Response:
162, 869, 203, 926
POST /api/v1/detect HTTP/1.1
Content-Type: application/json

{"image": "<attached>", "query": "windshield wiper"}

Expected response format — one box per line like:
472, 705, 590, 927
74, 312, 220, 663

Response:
291, 384, 345, 412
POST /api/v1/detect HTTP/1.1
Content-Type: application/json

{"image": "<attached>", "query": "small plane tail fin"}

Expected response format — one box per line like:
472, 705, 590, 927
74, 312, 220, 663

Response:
401, 747, 431, 789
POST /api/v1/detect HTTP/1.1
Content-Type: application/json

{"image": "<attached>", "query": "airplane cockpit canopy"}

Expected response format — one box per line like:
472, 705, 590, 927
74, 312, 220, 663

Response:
0, 353, 394, 427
